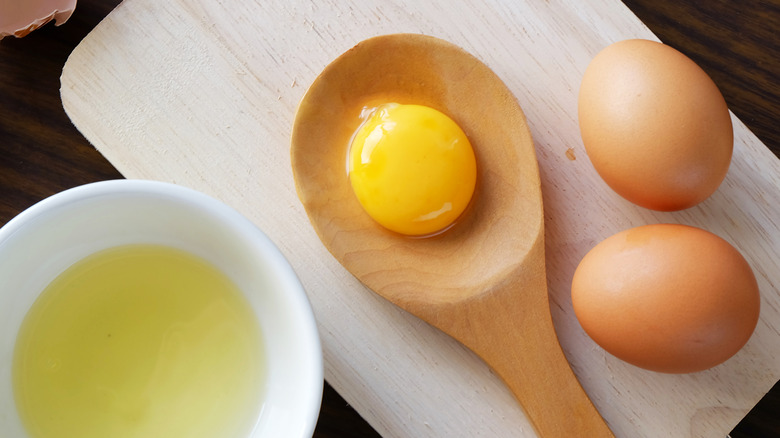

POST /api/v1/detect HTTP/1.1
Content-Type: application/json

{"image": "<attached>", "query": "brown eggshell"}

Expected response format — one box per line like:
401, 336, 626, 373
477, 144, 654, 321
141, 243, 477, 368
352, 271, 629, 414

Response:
0, 0, 77, 39
578, 39, 733, 211
571, 223, 760, 373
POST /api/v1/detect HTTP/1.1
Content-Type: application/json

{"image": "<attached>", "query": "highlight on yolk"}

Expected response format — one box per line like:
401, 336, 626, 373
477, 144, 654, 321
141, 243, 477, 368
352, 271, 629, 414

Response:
347, 103, 477, 236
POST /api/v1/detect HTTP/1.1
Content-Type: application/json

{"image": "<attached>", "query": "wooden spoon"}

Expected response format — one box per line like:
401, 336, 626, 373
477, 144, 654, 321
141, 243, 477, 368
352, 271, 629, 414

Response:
290, 33, 614, 438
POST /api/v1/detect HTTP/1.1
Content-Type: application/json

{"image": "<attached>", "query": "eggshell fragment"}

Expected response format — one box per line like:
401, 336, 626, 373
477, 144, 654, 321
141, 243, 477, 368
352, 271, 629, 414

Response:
571, 223, 760, 373
0, 0, 77, 40
578, 39, 733, 211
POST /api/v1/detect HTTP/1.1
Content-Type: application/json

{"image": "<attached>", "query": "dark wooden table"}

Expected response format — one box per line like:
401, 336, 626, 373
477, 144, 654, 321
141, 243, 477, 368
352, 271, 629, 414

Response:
1, 1, 777, 436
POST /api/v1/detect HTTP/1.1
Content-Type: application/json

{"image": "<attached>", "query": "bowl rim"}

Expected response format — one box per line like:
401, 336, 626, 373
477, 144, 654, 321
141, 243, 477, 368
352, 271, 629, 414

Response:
0, 179, 323, 438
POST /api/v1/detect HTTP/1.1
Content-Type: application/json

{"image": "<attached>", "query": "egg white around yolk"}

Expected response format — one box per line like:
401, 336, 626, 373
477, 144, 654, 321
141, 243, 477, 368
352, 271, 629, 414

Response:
348, 103, 477, 236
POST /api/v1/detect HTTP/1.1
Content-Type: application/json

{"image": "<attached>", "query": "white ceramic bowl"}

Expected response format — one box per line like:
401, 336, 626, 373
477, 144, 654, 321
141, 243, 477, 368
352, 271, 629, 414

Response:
0, 179, 323, 437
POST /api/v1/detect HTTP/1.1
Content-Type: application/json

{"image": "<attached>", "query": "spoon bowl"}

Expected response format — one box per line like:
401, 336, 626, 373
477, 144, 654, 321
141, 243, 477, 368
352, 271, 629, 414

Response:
291, 33, 613, 437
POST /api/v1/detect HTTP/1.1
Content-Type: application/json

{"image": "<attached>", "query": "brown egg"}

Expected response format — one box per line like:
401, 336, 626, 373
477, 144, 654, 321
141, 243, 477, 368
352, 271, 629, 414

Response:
571, 224, 760, 373
578, 39, 733, 211
0, 0, 77, 39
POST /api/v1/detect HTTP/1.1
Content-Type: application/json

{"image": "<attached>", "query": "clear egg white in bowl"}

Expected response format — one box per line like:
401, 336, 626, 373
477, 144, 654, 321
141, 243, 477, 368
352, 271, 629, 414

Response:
0, 179, 323, 438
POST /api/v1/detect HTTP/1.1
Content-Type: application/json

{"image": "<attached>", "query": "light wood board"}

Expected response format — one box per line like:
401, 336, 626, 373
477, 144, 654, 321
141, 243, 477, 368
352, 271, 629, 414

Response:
60, 1, 780, 436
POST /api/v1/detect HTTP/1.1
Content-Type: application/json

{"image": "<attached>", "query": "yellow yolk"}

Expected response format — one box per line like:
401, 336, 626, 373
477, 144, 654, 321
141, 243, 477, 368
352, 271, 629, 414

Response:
348, 103, 477, 236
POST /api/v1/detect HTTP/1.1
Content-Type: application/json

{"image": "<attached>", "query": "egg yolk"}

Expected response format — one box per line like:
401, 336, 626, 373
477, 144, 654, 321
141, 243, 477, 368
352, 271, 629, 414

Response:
348, 103, 477, 236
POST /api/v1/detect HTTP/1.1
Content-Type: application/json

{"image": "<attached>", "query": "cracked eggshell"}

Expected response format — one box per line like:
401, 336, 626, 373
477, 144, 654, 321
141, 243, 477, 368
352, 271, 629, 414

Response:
0, 0, 77, 39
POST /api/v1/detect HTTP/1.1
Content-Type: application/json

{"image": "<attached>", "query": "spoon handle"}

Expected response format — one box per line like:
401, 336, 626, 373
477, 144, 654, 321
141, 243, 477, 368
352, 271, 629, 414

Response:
432, 239, 614, 437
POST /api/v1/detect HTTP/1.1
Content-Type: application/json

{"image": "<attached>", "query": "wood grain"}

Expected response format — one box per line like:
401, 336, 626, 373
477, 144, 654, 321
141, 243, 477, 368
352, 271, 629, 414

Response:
0, 1, 377, 437
292, 33, 612, 437
1, 0, 778, 437
0, 1, 122, 220
624, 0, 780, 154
56, 0, 780, 436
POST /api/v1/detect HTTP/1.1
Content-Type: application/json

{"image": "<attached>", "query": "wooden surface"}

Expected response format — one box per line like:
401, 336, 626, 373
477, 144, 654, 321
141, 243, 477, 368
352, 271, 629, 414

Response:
0, 2, 378, 437
291, 33, 611, 437
58, 0, 780, 436
0, 1, 777, 437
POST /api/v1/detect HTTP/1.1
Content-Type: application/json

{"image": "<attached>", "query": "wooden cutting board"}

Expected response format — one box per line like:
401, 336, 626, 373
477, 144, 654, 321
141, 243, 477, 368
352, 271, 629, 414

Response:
60, 1, 780, 436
